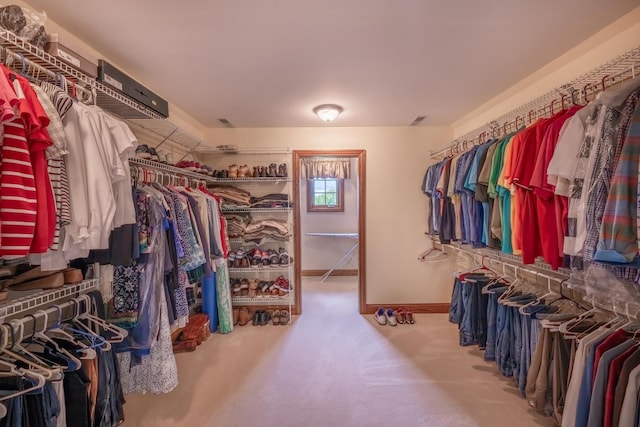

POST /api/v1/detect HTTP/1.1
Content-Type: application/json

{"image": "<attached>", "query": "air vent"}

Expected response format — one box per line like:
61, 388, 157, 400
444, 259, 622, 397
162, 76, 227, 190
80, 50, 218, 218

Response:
219, 118, 234, 128
410, 116, 426, 126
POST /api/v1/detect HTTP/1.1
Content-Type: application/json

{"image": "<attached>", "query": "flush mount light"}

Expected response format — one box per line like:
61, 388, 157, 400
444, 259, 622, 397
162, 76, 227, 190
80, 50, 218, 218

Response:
313, 104, 343, 122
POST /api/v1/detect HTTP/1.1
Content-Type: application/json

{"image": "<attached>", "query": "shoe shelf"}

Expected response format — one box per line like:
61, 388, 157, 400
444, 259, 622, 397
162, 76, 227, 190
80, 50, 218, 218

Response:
195, 146, 291, 155
0, 279, 100, 322
129, 157, 217, 183
222, 207, 293, 213
231, 294, 293, 306
228, 266, 293, 273
228, 237, 289, 244
212, 177, 292, 183
0, 29, 204, 153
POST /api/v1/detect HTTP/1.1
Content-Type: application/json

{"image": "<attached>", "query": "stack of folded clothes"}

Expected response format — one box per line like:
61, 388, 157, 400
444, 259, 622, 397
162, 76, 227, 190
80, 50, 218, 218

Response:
244, 219, 291, 242
226, 214, 251, 238
209, 185, 252, 208
250, 193, 293, 208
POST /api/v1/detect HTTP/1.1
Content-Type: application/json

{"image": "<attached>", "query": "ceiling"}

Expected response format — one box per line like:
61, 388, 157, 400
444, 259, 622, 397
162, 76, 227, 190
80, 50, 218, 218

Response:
24, 0, 640, 128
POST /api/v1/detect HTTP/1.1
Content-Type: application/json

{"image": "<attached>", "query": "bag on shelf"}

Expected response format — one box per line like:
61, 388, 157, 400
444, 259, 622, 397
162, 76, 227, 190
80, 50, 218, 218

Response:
0, 5, 47, 48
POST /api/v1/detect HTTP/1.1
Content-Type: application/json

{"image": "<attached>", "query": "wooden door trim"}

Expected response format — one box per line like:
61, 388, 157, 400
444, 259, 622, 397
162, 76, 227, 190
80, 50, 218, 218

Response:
293, 149, 366, 314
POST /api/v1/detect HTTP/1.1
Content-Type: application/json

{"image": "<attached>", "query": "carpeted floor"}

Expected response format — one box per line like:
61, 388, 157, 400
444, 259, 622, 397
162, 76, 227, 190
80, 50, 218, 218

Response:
122, 277, 553, 427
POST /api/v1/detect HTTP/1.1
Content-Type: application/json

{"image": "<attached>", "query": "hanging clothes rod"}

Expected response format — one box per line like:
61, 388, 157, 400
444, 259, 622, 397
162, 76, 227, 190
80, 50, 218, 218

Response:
0, 45, 93, 102
430, 45, 640, 159
434, 240, 640, 321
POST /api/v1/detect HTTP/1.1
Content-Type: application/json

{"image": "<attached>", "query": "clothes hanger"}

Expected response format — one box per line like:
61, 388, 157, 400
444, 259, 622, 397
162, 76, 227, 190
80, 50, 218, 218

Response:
0, 323, 55, 380
75, 294, 127, 343
64, 297, 110, 351
46, 305, 97, 360
29, 310, 82, 371
0, 326, 46, 405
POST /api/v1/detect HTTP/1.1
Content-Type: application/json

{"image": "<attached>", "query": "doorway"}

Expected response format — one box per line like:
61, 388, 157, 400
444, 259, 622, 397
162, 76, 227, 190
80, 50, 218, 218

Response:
293, 150, 366, 314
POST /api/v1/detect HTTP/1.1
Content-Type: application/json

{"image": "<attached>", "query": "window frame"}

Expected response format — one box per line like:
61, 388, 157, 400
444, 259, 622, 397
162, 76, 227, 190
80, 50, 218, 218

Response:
306, 177, 345, 213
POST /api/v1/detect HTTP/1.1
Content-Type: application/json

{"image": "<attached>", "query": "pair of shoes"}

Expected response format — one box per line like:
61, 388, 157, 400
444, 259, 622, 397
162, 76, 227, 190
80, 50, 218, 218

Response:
374, 307, 398, 326
252, 310, 271, 326
237, 165, 251, 177
394, 307, 416, 324
271, 310, 290, 325
156, 150, 174, 165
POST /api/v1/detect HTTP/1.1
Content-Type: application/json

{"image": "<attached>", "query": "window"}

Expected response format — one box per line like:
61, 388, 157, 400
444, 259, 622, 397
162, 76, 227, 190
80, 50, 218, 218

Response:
307, 178, 344, 212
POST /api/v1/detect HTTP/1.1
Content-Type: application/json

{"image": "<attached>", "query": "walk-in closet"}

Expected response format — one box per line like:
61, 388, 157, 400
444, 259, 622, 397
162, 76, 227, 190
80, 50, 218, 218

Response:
0, 1, 639, 426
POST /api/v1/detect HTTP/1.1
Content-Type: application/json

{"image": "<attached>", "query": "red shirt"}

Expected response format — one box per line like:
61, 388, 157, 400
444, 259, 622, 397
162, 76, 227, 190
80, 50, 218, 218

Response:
603, 344, 637, 427
5, 69, 55, 253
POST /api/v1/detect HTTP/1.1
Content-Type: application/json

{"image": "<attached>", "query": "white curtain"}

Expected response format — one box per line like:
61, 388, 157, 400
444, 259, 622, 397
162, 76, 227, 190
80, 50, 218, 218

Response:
302, 158, 351, 179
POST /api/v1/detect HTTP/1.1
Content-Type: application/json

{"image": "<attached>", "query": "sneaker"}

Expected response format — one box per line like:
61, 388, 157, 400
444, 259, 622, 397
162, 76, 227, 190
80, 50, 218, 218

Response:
385, 308, 397, 326
374, 307, 387, 325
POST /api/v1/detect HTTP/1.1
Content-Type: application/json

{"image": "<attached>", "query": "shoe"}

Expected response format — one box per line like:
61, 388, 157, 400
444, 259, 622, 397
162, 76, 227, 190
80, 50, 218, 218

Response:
148, 147, 159, 162
252, 310, 262, 326
374, 307, 387, 325
261, 250, 271, 267
268, 249, 280, 267
385, 308, 397, 326
250, 249, 262, 267
253, 166, 259, 178
278, 163, 287, 177
259, 310, 271, 326
268, 163, 277, 177
172, 338, 197, 353
259, 166, 267, 178
238, 307, 250, 326
228, 164, 238, 178
394, 308, 406, 325
233, 308, 239, 325
248, 278, 259, 298
63, 268, 83, 284
10, 272, 64, 291
279, 310, 290, 325
272, 310, 281, 325
165, 152, 174, 165
238, 165, 250, 177
405, 308, 415, 324
240, 278, 249, 296
278, 247, 290, 266
135, 144, 151, 159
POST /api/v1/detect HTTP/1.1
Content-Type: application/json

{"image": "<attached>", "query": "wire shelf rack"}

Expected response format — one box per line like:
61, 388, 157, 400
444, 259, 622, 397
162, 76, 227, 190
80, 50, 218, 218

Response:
129, 157, 215, 182
0, 29, 204, 153
0, 279, 100, 321
213, 177, 292, 183
196, 146, 291, 155
228, 266, 293, 273
222, 207, 293, 213
231, 294, 294, 306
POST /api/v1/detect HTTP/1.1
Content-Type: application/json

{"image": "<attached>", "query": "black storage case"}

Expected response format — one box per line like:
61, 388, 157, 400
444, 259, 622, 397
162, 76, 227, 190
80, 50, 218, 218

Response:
97, 60, 169, 117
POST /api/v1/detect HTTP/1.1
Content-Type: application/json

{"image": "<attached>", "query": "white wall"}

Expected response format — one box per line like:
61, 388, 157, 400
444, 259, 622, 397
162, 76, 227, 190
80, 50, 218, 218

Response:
452, 6, 640, 137
201, 126, 457, 305
300, 158, 359, 271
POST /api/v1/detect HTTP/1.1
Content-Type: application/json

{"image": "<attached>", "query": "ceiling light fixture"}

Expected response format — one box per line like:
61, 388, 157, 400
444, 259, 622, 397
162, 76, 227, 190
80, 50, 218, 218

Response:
313, 104, 343, 122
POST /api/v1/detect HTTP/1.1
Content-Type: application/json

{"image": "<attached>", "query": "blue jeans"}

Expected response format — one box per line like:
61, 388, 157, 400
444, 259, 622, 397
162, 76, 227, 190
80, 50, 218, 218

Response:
485, 286, 508, 361
449, 278, 463, 325
458, 276, 489, 347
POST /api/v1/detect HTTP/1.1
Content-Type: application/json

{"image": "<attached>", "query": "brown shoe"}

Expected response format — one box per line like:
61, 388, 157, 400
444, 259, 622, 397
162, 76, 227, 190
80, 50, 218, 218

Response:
172, 339, 197, 353
10, 272, 64, 291
63, 268, 83, 284
233, 308, 239, 325
238, 307, 250, 326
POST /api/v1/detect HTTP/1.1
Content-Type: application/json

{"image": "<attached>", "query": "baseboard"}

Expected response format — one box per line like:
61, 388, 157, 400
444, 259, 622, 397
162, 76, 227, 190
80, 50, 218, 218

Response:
301, 269, 358, 277
362, 303, 450, 314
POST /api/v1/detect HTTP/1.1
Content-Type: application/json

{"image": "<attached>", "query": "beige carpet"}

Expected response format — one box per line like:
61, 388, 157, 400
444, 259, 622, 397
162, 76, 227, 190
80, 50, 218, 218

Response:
122, 277, 553, 427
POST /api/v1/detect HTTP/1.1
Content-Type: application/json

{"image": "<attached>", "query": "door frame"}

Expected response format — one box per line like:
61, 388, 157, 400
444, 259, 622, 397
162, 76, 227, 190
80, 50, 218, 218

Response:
293, 149, 366, 314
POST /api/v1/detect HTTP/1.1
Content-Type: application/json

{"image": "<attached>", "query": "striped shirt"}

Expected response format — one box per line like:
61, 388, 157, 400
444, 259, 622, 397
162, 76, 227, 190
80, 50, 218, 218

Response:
0, 120, 37, 255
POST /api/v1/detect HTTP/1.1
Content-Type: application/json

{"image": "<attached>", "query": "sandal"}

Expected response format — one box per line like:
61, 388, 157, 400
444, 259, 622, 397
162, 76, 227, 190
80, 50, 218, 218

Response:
405, 307, 415, 324
272, 310, 281, 325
